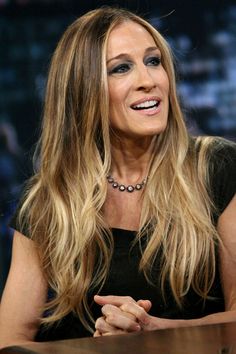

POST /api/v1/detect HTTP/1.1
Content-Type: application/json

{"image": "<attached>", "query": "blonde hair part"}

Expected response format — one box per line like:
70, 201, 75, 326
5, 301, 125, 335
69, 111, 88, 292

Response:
19, 7, 220, 332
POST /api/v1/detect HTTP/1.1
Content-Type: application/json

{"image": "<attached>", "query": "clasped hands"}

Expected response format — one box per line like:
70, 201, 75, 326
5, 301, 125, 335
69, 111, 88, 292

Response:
93, 295, 178, 337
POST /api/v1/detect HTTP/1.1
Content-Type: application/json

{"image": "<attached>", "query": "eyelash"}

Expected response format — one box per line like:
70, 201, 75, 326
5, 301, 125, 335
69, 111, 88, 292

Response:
108, 56, 161, 75
145, 56, 161, 66
109, 63, 132, 75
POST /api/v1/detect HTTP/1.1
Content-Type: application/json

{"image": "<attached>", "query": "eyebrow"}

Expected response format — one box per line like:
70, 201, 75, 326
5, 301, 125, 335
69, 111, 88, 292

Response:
106, 46, 160, 64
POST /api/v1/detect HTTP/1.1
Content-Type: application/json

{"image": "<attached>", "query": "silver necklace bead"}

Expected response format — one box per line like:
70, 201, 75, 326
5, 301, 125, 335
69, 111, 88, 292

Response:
107, 175, 148, 193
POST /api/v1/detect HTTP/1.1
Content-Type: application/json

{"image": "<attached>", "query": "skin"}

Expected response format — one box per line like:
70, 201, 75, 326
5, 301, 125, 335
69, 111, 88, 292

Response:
0, 20, 235, 348
94, 21, 236, 337
0, 19, 169, 348
0, 232, 48, 347
94, 194, 236, 336
103, 20, 169, 231
107, 21, 169, 140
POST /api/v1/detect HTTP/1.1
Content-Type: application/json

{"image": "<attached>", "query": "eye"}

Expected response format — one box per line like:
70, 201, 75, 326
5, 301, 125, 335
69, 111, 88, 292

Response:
145, 56, 161, 66
108, 63, 132, 75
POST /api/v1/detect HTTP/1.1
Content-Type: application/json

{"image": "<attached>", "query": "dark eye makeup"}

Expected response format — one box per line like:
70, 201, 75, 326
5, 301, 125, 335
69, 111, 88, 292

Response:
108, 63, 132, 75
145, 56, 161, 66
107, 54, 161, 75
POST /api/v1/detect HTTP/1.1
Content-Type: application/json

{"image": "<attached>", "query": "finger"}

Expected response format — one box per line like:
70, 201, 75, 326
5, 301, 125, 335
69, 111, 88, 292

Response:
120, 302, 150, 325
105, 313, 141, 332
120, 310, 136, 321
137, 300, 152, 312
102, 305, 141, 332
93, 330, 102, 337
101, 304, 136, 321
94, 295, 136, 307
95, 315, 131, 336
95, 316, 117, 334
102, 329, 126, 336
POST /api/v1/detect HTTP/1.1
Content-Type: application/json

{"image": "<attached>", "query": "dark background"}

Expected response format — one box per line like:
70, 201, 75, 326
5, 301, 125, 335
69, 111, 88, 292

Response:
1, 0, 236, 296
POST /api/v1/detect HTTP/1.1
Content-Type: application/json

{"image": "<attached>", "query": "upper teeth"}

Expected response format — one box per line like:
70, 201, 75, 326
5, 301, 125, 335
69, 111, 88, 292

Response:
133, 100, 158, 109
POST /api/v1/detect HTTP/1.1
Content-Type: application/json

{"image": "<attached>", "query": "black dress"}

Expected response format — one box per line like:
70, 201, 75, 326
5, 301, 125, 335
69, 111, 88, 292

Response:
10, 140, 236, 341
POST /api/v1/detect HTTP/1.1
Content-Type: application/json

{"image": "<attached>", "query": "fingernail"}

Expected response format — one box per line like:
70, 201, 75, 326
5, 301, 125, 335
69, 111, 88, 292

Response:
134, 324, 141, 331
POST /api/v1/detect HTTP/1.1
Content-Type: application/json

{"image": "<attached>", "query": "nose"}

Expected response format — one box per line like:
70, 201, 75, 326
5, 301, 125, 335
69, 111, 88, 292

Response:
135, 65, 156, 91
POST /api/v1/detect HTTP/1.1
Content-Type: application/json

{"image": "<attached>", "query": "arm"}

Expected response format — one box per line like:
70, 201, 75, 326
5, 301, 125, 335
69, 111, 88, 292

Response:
217, 194, 236, 315
0, 231, 48, 348
95, 194, 236, 333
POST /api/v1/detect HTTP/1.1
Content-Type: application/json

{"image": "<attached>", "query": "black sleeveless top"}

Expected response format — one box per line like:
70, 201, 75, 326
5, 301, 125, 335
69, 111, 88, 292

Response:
10, 140, 236, 341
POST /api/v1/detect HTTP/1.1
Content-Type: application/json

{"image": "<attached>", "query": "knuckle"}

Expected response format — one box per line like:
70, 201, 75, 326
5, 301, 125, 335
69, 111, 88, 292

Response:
139, 311, 148, 323
107, 313, 116, 323
120, 304, 133, 315
101, 304, 110, 315
124, 296, 134, 302
95, 317, 105, 330
140, 307, 146, 315
120, 303, 127, 311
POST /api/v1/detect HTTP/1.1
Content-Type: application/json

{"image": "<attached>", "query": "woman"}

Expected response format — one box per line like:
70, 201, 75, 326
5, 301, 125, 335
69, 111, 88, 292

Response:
0, 6, 236, 346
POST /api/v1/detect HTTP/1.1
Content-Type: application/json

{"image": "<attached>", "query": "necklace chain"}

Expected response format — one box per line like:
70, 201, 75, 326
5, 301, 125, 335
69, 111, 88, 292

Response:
107, 174, 148, 193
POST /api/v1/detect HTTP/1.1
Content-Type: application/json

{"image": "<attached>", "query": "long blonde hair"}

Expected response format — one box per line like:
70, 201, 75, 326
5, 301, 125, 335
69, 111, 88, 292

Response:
19, 7, 221, 332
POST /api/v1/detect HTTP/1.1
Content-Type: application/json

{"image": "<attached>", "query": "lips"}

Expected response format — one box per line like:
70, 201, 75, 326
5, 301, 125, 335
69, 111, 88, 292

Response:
131, 98, 161, 111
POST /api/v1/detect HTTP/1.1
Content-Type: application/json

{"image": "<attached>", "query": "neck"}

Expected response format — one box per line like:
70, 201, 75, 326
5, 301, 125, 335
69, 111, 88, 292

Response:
110, 135, 155, 184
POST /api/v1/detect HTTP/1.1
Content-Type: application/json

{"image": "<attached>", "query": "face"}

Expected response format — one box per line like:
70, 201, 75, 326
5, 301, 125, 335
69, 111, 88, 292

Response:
106, 21, 170, 140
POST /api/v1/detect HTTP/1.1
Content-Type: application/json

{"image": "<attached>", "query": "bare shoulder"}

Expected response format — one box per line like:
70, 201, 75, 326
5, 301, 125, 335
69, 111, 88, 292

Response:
11, 230, 42, 265
217, 194, 236, 244
0, 231, 47, 348
217, 194, 236, 311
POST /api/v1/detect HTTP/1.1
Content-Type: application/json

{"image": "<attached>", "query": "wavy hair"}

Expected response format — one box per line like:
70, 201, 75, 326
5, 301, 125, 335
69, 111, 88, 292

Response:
19, 7, 221, 332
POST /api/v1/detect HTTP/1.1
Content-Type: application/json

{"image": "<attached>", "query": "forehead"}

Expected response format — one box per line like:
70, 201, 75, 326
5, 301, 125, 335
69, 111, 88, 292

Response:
106, 21, 158, 59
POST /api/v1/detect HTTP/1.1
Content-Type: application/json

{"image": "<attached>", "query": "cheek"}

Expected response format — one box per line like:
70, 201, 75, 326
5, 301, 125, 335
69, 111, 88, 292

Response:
108, 85, 121, 126
108, 92, 122, 127
109, 87, 121, 107
163, 71, 170, 93
108, 81, 130, 128
108, 78, 132, 106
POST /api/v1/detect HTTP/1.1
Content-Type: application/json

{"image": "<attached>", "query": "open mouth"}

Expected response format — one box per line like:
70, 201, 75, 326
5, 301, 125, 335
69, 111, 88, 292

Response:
131, 100, 160, 111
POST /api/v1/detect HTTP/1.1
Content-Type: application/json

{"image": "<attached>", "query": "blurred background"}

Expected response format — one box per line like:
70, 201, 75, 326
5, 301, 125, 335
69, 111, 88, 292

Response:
1, 0, 236, 296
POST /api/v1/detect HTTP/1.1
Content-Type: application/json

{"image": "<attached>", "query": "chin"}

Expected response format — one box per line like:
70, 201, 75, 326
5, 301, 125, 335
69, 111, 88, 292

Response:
140, 124, 167, 136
